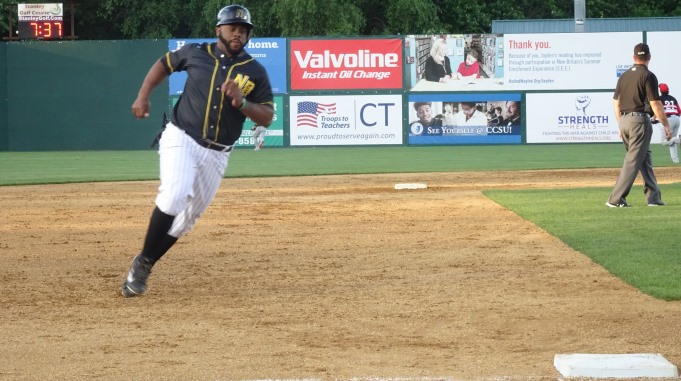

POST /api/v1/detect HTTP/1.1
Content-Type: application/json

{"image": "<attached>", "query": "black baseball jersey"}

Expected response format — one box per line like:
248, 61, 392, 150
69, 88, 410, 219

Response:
613, 63, 660, 115
161, 42, 274, 145
660, 93, 681, 117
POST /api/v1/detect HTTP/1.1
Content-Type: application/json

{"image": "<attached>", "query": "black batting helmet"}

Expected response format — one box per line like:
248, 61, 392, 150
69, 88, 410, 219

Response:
216, 5, 254, 29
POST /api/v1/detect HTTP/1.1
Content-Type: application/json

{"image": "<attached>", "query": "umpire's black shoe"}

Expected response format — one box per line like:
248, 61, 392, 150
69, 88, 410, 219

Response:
121, 255, 153, 297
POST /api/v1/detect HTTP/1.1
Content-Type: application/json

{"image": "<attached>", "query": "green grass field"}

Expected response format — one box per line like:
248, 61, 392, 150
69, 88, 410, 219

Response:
1, 143, 679, 300
0, 143, 640, 186
484, 185, 681, 301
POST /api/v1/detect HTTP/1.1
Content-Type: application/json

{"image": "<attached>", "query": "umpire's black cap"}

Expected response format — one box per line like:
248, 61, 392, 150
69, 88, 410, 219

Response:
634, 43, 650, 56
216, 5, 254, 29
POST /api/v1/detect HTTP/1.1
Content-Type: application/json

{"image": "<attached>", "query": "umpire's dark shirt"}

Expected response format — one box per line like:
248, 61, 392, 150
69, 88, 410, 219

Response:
613, 63, 661, 116
161, 42, 273, 146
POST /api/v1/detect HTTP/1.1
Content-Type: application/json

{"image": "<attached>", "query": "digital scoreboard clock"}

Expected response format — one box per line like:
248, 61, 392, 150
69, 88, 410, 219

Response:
16, 3, 64, 40
17, 20, 64, 39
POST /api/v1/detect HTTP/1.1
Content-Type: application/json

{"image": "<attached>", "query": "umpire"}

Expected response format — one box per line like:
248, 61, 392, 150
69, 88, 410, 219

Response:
607, 43, 671, 207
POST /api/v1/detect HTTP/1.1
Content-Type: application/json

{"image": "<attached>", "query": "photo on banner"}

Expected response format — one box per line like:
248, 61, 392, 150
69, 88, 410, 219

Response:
289, 95, 403, 146
406, 34, 505, 92
408, 94, 522, 145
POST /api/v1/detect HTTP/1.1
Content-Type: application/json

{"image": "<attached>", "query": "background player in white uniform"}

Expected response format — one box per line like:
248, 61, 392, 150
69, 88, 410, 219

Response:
122, 5, 274, 297
657, 83, 681, 163
251, 122, 267, 150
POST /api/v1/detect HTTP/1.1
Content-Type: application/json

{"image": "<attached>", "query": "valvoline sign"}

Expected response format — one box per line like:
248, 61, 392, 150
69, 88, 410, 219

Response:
290, 39, 403, 90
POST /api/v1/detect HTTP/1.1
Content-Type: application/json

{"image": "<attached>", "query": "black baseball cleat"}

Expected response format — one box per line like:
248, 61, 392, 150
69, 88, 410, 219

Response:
121, 255, 153, 297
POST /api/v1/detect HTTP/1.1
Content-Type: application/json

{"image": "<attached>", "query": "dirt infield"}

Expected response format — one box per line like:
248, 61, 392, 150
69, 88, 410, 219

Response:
2, 169, 681, 381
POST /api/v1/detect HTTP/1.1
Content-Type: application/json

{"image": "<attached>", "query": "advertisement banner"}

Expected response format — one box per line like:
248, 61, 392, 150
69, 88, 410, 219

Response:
525, 92, 620, 143
18, 3, 63, 21
289, 95, 403, 146
237, 95, 285, 148
290, 39, 403, 90
503, 32, 640, 90
407, 94, 522, 145
410, 32, 642, 92
647, 31, 681, 101
167, 38, 287, 95
647, 32, 681, 144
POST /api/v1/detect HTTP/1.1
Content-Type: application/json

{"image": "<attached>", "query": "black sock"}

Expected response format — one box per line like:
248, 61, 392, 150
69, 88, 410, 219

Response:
140, 207, 177, 264
153, 234, 178, 263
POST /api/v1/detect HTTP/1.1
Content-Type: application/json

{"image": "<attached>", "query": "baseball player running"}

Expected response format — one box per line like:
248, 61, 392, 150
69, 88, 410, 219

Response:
657, 83, 681, 163
122, 4, 274, 297
251, 122, 267, 150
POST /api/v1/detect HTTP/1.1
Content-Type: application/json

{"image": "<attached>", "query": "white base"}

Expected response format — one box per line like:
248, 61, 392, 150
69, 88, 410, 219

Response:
394, 183, 427, 190
554, 353, 678, 378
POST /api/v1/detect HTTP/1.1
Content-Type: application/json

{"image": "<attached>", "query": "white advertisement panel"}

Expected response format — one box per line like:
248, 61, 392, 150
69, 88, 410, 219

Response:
18, 3, 63, 21
647, 32, 681, 99
526, 92, 620, 143
290, 95, 403, 146
504, 32, 641, 90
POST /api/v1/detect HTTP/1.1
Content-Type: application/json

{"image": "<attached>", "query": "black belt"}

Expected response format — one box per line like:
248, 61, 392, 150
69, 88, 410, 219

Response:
166, 121, 233, 152
196, 139, 233, 152
620, 111, 650, 117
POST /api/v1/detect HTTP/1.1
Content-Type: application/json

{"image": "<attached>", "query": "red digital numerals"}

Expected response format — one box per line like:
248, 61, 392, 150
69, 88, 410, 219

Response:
28, 21, 63, 38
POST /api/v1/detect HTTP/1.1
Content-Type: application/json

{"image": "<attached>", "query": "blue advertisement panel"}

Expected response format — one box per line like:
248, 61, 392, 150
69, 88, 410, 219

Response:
408, 93, 522, 145
167, 38, 287, 95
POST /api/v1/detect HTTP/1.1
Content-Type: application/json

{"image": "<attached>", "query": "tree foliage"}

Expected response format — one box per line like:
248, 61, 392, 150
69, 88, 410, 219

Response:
0, 0, 680, 40
270, 0, 364, 37
384, 0, 443, 35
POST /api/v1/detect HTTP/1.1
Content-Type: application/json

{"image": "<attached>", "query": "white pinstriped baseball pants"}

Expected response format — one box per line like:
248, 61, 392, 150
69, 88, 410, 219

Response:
661, 115, 680, 162
155, 122, 230, 238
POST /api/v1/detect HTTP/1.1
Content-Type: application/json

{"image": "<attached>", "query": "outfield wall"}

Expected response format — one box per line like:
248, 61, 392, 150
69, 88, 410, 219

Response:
0, 43, 7, 151
1, 32, 680, 151
2, 40, 168, 151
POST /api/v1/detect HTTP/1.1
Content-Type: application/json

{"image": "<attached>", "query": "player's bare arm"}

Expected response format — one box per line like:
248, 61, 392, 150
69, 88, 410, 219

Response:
131, 61, 169, 119
242, 103, 274, 127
